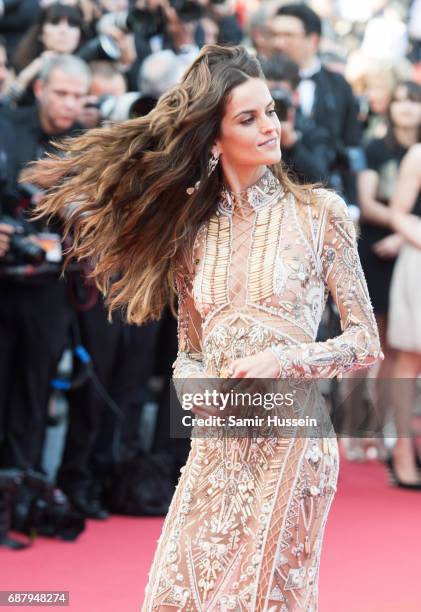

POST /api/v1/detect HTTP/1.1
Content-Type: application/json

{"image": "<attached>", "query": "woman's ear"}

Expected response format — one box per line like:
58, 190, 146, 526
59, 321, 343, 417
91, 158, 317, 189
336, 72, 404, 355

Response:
211, 144, 220, 158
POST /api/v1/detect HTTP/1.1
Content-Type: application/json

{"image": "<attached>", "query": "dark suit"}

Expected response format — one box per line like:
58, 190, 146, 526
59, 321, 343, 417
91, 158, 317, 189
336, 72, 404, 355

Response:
311, 67, 362, 148
0, 106, 76, 471
309, 67, 363, 201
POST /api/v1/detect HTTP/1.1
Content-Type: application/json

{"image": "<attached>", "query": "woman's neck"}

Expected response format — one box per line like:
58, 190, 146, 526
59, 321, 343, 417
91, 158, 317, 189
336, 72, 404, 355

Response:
393, 125, 419, 149
222, 164, 267, 195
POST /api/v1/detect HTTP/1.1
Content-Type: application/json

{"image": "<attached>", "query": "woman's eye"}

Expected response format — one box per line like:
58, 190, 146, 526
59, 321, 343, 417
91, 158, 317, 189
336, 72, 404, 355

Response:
241, 109, 277, 124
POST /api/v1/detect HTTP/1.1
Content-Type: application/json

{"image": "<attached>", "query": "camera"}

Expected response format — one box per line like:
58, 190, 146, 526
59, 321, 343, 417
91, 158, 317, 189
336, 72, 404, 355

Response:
89, 92, 158, 122
97, 0, 204, 38
169, 0, 204, 21
0, 148, 46, 267
76, 34, 121, 63
1, 0, 23, 16
270, 87, 293, 122
104, 8, 157, 32
97, 6, 163, 37
0, 468, 85, 542
0, 215, 46, 266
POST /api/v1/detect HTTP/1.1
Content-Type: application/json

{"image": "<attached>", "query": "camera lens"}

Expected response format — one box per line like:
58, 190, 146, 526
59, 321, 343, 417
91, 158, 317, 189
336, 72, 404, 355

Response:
9, 235, 46, 265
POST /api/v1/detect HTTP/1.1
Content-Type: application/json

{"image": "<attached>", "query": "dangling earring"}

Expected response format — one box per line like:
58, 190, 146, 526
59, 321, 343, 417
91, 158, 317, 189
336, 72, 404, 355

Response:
186, 152, 220, 195
207, 152, 219, 177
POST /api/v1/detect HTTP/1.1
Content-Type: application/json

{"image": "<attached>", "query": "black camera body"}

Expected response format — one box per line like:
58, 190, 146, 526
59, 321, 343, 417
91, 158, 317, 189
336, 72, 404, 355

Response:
270, 88, 293, 122
169, 0, 204, 21
0, 468, 85, 543
0, 215, 46, 266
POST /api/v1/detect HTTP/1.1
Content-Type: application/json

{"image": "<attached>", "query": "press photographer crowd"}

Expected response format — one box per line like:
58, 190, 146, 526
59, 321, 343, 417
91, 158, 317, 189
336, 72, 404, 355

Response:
0, 0, 421, 549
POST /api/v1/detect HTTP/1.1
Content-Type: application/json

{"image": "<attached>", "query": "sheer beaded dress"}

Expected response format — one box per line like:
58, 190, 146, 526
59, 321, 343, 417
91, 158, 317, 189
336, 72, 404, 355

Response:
142, 169, 382, 611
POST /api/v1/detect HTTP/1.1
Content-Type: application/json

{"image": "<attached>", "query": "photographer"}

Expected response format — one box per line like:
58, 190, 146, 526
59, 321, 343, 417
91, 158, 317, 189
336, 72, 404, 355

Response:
260, 53, 334, 184
266, 3, 364, 199
94, 0, 199, 89
0, 54, 90, 475
78, 60, 128, 128
94, 0, 236, 89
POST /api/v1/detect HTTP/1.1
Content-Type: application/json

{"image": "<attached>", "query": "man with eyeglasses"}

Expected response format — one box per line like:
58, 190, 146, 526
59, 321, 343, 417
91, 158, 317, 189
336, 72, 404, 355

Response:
266, 3, 363, 201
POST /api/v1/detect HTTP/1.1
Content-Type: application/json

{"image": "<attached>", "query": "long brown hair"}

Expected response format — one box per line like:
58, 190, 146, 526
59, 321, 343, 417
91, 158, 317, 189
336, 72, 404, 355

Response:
386, 80, 421, 146
26, 44, 313, 324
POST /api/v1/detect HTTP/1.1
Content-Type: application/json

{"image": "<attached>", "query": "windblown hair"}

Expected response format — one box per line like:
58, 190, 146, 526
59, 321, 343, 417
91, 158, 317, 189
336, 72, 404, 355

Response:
26, 44, 313, 324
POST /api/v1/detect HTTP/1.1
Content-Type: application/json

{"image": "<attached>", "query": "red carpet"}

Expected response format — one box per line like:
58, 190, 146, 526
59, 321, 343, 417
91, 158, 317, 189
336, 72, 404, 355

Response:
1, 455, 421, 611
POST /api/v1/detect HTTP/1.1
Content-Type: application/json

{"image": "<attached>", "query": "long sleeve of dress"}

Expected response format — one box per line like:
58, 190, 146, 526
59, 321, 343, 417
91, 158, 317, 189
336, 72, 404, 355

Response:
172, 271, 206, 379
270, 193, 383, 378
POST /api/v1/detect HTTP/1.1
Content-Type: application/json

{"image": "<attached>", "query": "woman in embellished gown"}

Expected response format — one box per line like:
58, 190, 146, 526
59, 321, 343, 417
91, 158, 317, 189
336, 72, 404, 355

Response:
28, 45, 382, 611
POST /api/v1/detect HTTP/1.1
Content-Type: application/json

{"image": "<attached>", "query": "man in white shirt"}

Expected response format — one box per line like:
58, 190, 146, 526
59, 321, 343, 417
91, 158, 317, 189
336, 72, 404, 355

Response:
266, 2, 363, 201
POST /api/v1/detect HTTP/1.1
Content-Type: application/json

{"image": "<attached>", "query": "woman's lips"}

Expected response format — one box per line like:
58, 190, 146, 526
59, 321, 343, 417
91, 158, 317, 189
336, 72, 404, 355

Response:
258, 137, 278, 148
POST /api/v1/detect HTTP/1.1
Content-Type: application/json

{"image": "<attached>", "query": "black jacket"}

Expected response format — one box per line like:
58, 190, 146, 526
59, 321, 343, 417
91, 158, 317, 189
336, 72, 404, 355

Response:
282, 111, 336, 185
311, 66, 362, 148
0, 105, 83, 213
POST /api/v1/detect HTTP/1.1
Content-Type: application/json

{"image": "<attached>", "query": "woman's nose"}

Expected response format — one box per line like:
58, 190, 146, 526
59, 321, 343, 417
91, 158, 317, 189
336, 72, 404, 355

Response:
260, 117, 275, 133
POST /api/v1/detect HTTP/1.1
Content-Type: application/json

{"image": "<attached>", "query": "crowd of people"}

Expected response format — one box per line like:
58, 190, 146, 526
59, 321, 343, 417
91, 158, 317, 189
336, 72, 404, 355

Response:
0, 0, 421, 548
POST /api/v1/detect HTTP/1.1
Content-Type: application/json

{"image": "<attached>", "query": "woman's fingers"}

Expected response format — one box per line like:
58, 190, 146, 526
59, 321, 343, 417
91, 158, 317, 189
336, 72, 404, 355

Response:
0, 223, 14, 257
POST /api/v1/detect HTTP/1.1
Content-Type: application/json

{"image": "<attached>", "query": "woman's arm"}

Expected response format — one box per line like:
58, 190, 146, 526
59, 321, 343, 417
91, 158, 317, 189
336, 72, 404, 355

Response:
172, 269, 218, 418
269, 193, 383, 378
389, 144, 421, 215
357, 169, 393, 228
172, 271, 205, 379
390, 211, 421, 250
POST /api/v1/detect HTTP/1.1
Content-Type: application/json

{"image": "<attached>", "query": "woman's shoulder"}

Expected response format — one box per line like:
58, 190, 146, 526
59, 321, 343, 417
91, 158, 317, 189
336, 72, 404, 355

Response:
309, 187, 349, 217
363, 136, 392, 167
171, 222, 207, 281
290, 187, 354, 248
404, 144, 421, 166
398, 145, 421, 191
309, 188, 356, 239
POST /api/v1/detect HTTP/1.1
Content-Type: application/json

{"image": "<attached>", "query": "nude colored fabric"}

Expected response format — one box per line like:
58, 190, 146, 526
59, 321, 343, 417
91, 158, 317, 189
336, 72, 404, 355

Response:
142, 169, 381, 611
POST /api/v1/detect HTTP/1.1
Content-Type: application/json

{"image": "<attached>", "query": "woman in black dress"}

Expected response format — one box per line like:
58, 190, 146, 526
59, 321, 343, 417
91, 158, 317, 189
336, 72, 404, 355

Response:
355, 80, 421, 465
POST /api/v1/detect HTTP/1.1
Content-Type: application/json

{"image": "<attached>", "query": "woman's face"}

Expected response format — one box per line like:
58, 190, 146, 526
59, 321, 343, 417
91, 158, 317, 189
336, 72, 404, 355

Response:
365, 75, 393, 115
215, 78, 282, 168
390, 84, 421, 129
200, 17, 219, 45
41, 17, 81, 54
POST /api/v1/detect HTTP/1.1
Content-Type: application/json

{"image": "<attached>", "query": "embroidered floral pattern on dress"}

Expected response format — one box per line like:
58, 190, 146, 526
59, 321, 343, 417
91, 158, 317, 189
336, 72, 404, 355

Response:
143, 169, 382, 611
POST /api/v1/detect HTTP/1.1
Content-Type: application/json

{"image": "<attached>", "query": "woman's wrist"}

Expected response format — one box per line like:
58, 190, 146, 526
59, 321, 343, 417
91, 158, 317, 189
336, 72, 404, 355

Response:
8, 80, 25, 101
388, 208, 399, 230
267, 347, 283, 379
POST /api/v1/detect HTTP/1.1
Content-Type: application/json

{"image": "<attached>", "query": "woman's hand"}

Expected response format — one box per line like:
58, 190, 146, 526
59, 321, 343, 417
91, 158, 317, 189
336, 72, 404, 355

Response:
371, 232, 403, 259
98, 25, 137, 67
228, 349, 280, 379
17, 51, 55, 88
0, 223, 14, 258
221, 350, 282, 410
389, 210, 421, 250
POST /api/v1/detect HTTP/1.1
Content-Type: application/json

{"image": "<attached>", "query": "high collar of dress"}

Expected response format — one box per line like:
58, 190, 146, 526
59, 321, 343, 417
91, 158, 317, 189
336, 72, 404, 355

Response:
217, 168, 283, 217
